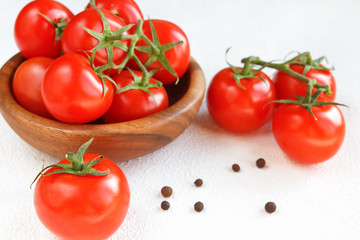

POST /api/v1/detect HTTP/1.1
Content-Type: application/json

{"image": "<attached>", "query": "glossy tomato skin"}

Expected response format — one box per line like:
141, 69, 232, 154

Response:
207, 68, 277, 133
41, 54, 114, 124
102, 70, 169, 123
62, 8, 129, 74
14, 0, 74, 59
273, 64, 336, 101
86, 0, 143, 25
132, 19, 190, 85
13, 57, 54, 119
34, 153, 130, 240
272, 102, 345, 164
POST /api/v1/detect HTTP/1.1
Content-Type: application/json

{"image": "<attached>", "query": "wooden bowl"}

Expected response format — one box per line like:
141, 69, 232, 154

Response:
0, 53, 206, 162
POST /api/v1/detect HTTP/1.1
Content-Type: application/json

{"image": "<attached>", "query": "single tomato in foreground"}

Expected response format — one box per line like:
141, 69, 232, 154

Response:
33, 139, 130, 240
103, 69, 169, 123
272, 99, 345, 164
207, 67, 276, 133
130, 19, 191, 85
41, 54, 114, 124
14, 0, 74, 59
273, 64, 336, 101
13, 57, 54, 119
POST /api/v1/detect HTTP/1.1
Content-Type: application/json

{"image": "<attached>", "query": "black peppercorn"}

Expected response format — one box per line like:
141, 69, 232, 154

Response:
265, 202, 276, 213
232, 164, 240, 172
256, 158, 266, 168
161, 201, 170, 210
194, 178, 203, 187
194, 201, 204, 212
161, 186, 173, 198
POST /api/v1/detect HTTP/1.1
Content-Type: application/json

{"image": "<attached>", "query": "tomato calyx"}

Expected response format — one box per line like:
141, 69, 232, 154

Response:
134, 19, 183, 83
116, 68, 162, 103
270, 85, 347, 120
81, 7, 131, 73
241, 51, 334, 96
293, 52, 334, 76
81, 5, 181, 97
225, 48, 266, 89
38, 12, 69, 42
31, 138, 110, 188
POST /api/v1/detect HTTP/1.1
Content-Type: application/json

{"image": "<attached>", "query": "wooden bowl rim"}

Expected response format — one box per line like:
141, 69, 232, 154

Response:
0, 53, 206, 135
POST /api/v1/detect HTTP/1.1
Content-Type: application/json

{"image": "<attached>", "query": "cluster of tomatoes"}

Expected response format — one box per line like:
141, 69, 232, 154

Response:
13, 0, 190, 124
207, 51, 346, 164
14, 0, 191, 239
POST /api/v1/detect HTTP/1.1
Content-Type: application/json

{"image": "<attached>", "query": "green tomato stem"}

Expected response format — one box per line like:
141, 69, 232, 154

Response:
240, 52, 336, 106
240, 57, 252, 76
90, 0, 96, 8
30, 138, 110, 189
66, 153, 82, 171
242, 56, 328, 91
304, 81, 314, 104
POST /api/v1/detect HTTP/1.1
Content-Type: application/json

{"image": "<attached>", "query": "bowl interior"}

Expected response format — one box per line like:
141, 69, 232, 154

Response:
0, 53, 206, 162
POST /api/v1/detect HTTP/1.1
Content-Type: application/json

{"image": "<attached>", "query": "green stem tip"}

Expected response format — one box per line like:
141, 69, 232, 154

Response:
30, 138, 110, 189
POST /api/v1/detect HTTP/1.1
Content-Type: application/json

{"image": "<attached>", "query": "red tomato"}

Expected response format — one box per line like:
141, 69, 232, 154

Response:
273, 64, 336, 101
62, 8, 130, 74
13, 57, 54, 119
102, 70, 169, 123
86, 0, 143, 25
34, 153, 130, 240
272, 100, 345, 164
41, 54, 114, 124
207, 68, 277, 133
131, 19, 191, 85
14, 0, 74, 59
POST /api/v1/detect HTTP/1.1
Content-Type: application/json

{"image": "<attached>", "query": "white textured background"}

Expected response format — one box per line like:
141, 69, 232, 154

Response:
1, 0, 360, 239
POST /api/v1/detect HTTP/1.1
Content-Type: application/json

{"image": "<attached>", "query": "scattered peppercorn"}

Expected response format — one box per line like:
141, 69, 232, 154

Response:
194, 201, 204, 212
194, 178, 203, 187
161, 186, 173, 198
161, 201, 170, 210
256, 158, 266, 168
265, 202, 276, 213
232, 164, 240, 172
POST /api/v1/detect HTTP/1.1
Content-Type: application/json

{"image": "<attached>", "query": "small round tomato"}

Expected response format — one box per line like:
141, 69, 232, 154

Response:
131, 19, 191, 85
272, 101, 345, 164
207, 68, 276, 133
273, 64, 336, 101
62, 8, 130, 73
14, 0, 74, 59
34, 153, 130, 240
102, 70, 169, 123
41, 54, 114, 124
13, 57, 54, 119
86, 0, 143, 25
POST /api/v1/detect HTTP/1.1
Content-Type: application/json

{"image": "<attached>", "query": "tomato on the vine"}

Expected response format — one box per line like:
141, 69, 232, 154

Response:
86, 0, 143, 25
131, 19, 191, 85
102, 69, 169, 123
207, 67, 276, 133
14, 0, 74, 59
41, 54, 114, 124
61, 8, 130, 73
13, 57, 54, 119
33, 139, 130, 240
273, 64, 336, 101
272, 98, 345, 164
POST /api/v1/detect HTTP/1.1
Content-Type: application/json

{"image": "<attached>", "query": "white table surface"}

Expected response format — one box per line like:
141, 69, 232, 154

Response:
1, 0, 360, 239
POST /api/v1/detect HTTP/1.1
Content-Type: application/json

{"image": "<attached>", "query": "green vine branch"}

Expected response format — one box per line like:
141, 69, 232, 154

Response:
240, 52, 332, 96
82, 4, 182, 94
